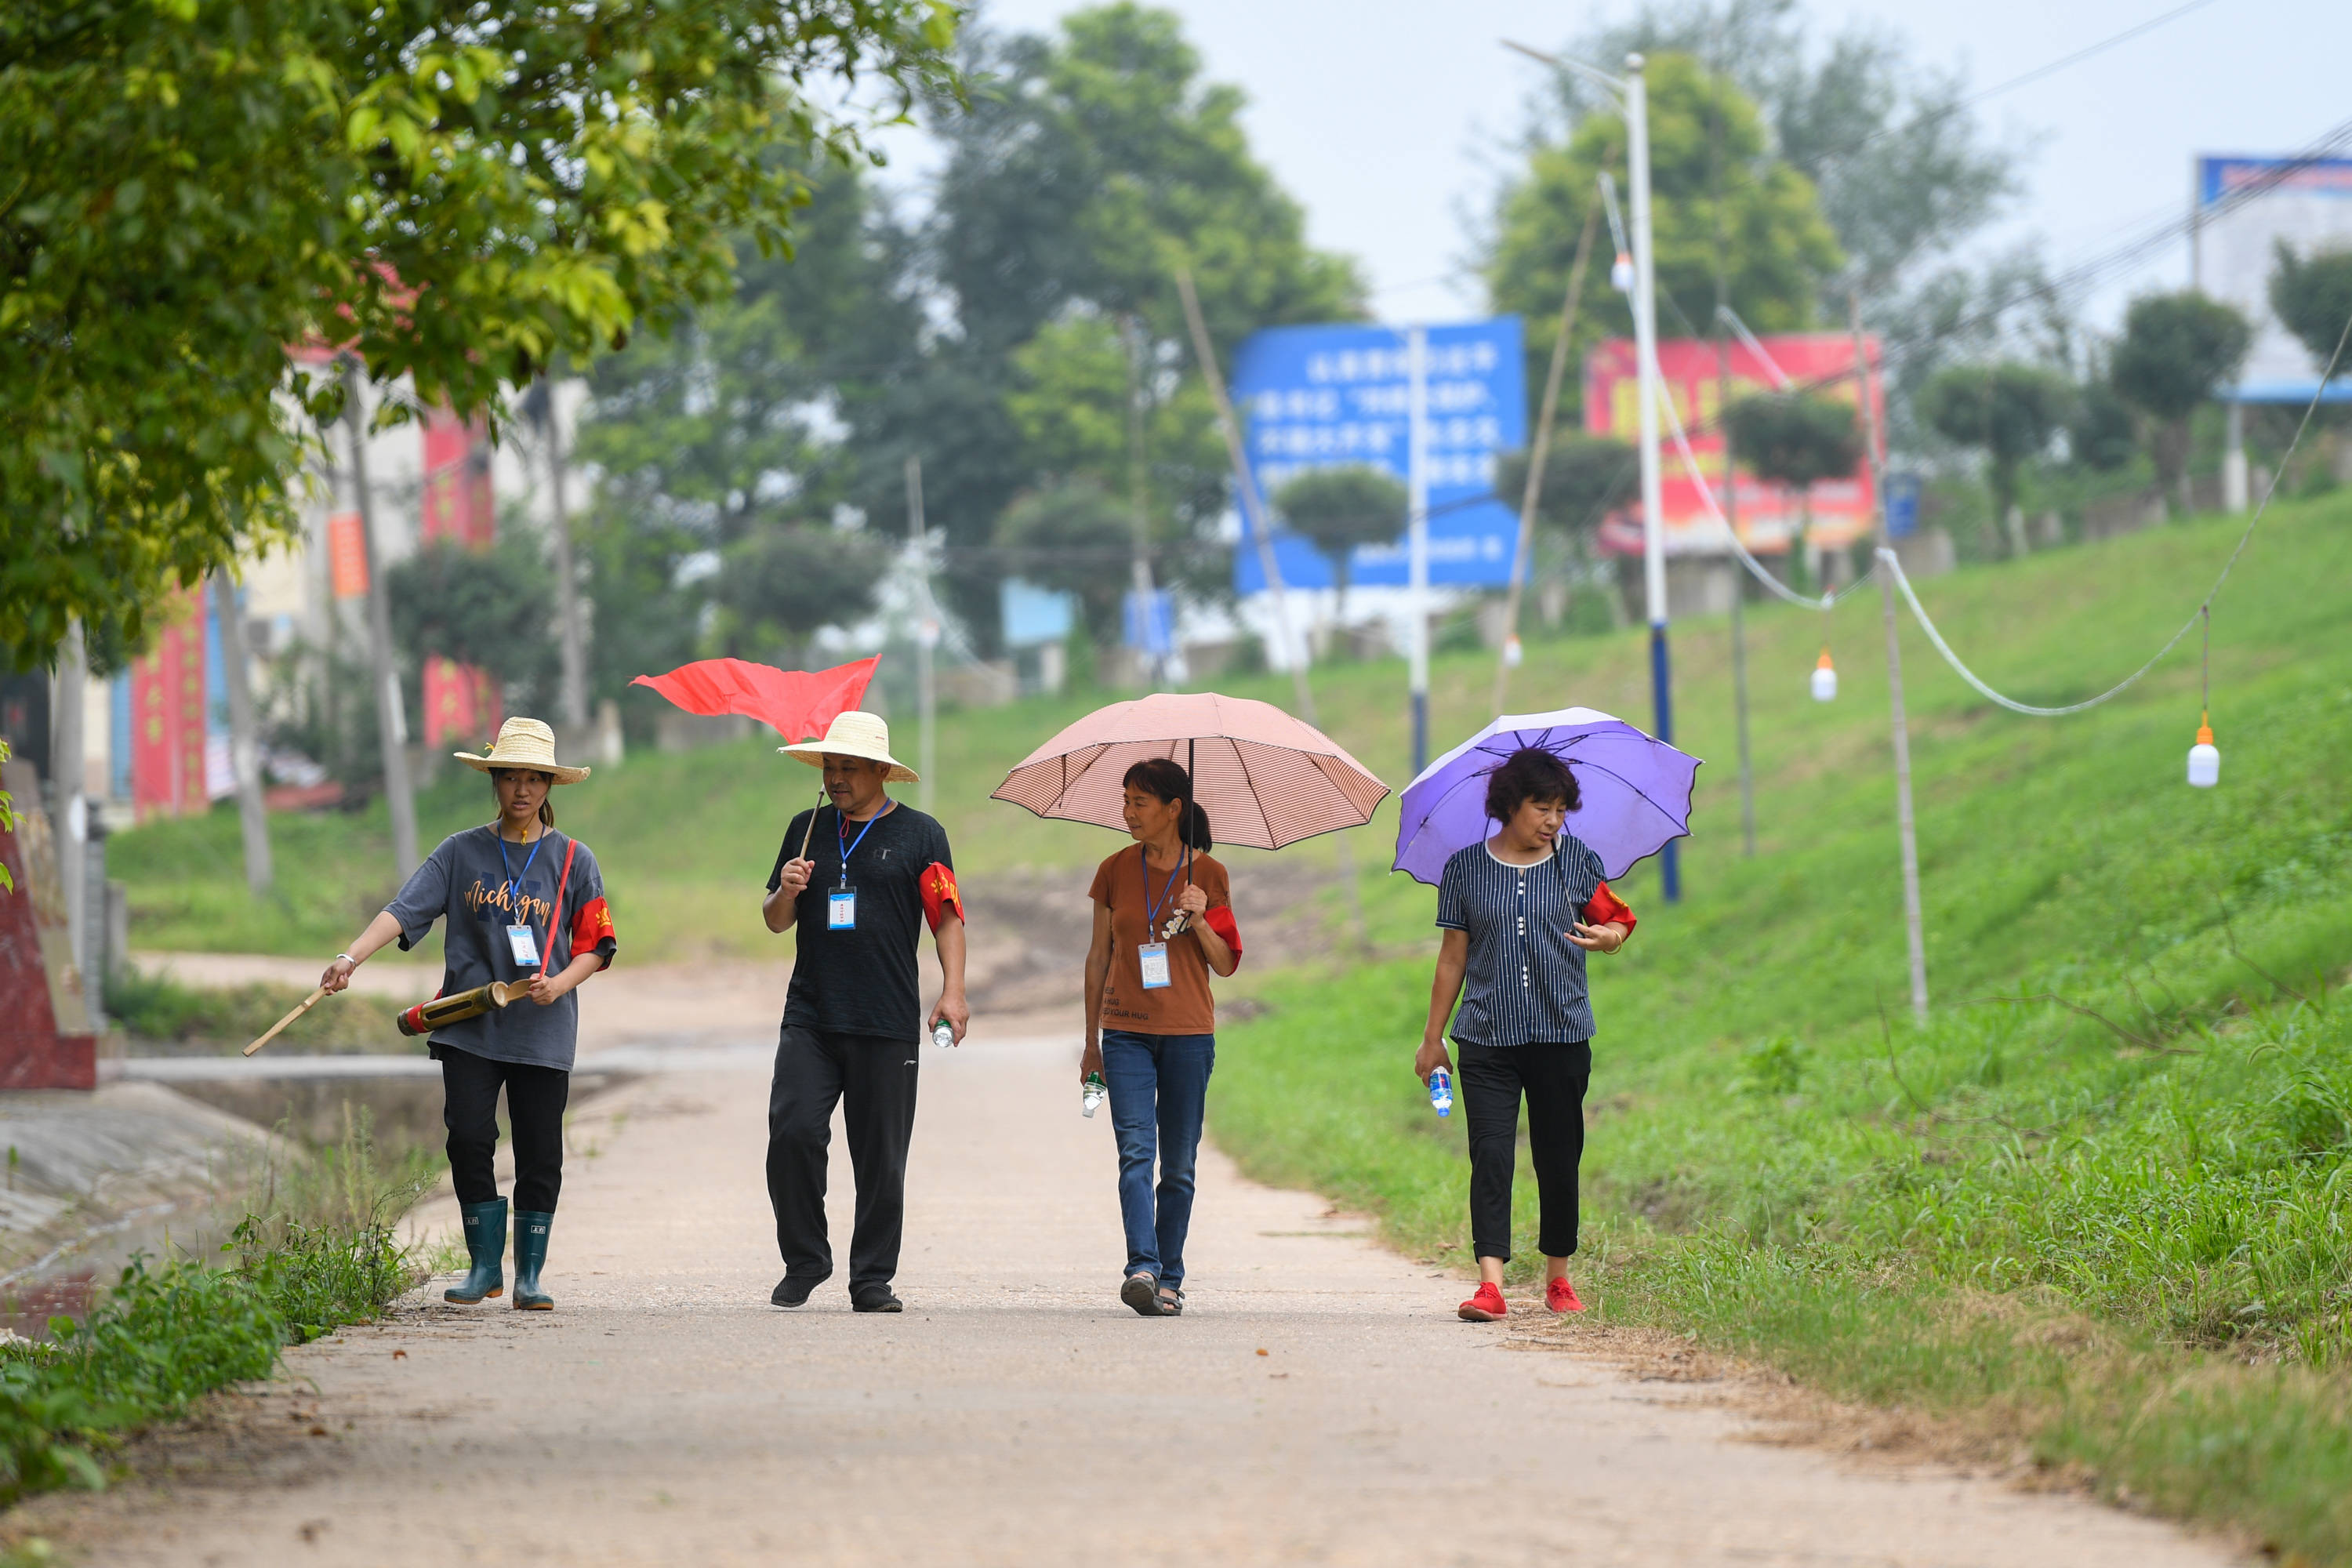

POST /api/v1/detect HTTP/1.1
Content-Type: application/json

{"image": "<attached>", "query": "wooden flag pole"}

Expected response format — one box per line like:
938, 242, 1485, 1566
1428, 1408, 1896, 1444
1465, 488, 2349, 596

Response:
244, 987, 328, 1056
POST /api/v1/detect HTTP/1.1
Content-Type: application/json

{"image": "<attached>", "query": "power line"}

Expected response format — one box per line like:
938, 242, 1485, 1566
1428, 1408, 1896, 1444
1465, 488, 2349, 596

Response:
1882, 304, 2352, 717
1797, 0, 2227, 171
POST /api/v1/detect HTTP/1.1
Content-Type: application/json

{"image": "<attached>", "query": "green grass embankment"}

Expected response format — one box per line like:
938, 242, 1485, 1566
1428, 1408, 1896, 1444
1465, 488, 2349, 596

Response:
1208, 495, 2352, 1560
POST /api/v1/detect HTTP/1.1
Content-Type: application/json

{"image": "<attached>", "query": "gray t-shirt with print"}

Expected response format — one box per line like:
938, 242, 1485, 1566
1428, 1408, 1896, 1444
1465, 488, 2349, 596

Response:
384, 826, 615, 1071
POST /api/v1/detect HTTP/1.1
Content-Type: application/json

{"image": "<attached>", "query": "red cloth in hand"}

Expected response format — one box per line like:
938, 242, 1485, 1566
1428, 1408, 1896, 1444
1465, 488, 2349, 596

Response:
1581, 880, 1635, 938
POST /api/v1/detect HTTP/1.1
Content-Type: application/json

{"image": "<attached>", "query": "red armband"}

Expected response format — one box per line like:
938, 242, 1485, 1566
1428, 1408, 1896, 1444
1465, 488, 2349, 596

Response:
570, 896, 616, 971
1200, 905, 1243, 958
920, 862, 964, 933
1582, 880, 1635, 937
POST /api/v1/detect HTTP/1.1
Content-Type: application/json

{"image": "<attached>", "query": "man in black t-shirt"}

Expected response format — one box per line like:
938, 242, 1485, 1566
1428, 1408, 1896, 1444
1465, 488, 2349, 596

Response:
761, 712, 966, 1313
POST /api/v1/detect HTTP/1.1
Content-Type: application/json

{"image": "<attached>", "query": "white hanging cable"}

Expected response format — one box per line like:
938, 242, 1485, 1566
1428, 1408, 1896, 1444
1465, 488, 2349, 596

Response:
1878, 307, 2352, 717
1714, 305, 1794, 390
1653, 361, 1876, 612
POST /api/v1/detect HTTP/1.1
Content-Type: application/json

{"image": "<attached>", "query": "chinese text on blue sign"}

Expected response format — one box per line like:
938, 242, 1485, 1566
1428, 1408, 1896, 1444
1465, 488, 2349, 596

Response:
1231, 318, 1526, 593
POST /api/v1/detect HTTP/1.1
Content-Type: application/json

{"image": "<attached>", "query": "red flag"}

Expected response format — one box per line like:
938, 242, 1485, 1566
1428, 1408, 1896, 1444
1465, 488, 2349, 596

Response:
630, 657, 880, 742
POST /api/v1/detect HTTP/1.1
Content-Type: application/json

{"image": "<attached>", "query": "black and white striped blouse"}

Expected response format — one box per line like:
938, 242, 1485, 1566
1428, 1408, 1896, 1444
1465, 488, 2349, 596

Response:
1436, 834, 1608, 1048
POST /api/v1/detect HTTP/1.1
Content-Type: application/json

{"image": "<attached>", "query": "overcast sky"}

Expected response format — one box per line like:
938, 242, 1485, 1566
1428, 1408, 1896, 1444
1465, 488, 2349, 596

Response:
872, 0, 2351, 332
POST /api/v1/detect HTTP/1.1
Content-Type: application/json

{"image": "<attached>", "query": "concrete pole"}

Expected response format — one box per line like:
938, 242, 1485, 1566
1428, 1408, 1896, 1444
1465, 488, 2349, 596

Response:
1406, 325, 1430, 776
541, 379, 591, 730
341, 359, 421, 880
1850, 293, 1929, 1024
1716, 336, 1756, 858
1494, 209, 1599, 720
1124, 316, 1162, 687
51, 619, 86, 970
209, 571, 274, 893
2221, 399, 2249, 514
1177, 266, 1368, 944
1626, 53, 1679, 902
906, 456, 937, 816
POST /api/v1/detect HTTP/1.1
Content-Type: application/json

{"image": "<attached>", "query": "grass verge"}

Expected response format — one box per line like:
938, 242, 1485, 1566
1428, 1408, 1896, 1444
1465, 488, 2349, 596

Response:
105, 964, 416, 1054
0, 1109, 431, 1508
1211, 495, 2352, 1560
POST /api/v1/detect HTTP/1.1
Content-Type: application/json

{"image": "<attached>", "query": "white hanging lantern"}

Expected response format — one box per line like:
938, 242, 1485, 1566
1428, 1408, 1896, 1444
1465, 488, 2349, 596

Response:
2187, 720, 2220, 788
1810, 648, 1838, 702
1501, 633, 1524, 669
1610, 252, 1635, 292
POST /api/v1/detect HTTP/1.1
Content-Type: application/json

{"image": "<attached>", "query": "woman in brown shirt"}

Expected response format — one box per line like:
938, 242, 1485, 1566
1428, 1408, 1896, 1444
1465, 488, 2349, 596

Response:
1081, 758, 1243, 1317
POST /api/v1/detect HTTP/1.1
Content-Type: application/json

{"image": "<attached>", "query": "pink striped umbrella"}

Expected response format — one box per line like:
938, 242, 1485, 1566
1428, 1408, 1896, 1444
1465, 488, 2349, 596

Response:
993, 692, 1389, 850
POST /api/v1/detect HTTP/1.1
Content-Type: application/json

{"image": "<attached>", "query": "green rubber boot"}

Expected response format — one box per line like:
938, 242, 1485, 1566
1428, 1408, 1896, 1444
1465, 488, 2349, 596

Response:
512, 1210, 555, 1311
445, 1199, 506, 1303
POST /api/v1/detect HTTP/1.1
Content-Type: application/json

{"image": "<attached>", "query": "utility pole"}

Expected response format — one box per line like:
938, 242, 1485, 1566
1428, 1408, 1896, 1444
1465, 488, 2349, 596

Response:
532, 378, 590, 731
1494, 209, 1598, 719
341, 358, 420, 880
50, 619, 86, 971
1706, 65, 1756, 860
1124, 316, 1163, 688
1406, 324, 1430, 775
1178, 267, 1367, 943
210, 571, 274, 892
1625, 53, 1679, 901
906, 456, 937, 815
1850, 292, 1928, 1023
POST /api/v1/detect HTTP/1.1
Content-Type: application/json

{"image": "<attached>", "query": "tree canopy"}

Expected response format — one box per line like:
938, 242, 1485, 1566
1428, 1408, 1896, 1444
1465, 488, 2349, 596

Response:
1917, 363, 2074, 530
1272, 466, 1406, 613
1486, 52, 1842, 378
1724, 393, 1860, 490
2111, 290, 2250, 511
575, 3, 1363, 671
0, 0, 959, 670
2269, 242, 2352, 377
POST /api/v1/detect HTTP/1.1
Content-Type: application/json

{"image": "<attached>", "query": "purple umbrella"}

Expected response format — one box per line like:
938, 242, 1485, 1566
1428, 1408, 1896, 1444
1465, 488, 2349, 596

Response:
1392, 707, 1700, 885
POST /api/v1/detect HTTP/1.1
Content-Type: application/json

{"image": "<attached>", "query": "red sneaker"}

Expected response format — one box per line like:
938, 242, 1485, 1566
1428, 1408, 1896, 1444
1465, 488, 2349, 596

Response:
1457, 1282, 1507, 1322
1544, 1276, 1584, 1315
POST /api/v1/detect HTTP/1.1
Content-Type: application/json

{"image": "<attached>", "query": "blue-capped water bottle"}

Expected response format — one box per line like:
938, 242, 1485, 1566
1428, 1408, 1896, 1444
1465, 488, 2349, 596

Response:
1428, 1065, 1453, 1117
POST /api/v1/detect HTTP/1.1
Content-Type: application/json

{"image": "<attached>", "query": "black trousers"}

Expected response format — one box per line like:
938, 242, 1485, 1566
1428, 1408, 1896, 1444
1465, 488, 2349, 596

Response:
766, 1025, 920, 1290
436, 1046, 571, 1214
1457, 1039, 1592, 1262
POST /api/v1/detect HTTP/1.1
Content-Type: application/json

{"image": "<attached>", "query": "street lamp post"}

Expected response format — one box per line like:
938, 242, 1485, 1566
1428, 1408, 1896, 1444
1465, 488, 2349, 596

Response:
1503, 41, 1677, 901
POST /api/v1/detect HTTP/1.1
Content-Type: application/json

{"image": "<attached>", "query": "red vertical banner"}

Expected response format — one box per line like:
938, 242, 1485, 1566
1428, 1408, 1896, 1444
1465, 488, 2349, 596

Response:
129, 586, 209, 819
421, 408, 496, 548
328, 511, 368, 597
419, 407, 499, 739
423, 657, 503, 749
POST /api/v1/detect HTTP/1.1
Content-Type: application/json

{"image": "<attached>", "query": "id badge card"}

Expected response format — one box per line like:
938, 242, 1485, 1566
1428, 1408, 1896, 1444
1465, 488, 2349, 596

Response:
828, 885, 857, 931
506, 924, 542, 967
1138, 942, 1171, 989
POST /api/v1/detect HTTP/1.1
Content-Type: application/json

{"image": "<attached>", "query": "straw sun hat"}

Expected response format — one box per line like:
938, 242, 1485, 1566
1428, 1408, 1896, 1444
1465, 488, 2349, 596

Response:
455, 717, 591, 784
779, 710, 919, 782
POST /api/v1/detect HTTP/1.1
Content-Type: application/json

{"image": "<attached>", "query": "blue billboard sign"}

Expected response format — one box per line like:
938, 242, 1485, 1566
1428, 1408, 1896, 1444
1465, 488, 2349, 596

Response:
1230, 318, 1526, 593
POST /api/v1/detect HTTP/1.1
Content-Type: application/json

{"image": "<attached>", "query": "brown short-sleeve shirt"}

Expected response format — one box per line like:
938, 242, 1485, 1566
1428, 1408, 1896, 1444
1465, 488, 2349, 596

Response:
1089, 848, 1232, 1036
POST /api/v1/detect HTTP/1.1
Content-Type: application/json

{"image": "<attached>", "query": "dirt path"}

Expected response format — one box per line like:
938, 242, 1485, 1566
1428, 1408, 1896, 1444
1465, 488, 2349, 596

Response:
47, 1027, 2238, 1566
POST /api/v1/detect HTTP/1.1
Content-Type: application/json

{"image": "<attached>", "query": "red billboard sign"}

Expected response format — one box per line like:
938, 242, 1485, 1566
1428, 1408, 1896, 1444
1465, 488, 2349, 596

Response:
1582, 332, 1882, 557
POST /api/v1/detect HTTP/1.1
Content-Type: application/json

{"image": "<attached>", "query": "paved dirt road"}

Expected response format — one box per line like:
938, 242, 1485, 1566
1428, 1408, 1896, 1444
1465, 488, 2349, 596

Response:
65, 1030, 2238, 1567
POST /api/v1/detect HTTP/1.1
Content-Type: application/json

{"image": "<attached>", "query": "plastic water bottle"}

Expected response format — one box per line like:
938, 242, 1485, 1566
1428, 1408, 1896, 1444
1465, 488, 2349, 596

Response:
1081, 1072, 1107, 1118
1428, 1066, 1453, 1118
931, 1020, 956, 1049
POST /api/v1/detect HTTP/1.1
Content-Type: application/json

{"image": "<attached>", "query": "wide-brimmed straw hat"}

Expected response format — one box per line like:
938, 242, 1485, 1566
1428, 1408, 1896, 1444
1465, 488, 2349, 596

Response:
455, 717, 591, 784
779, 710, 918, 782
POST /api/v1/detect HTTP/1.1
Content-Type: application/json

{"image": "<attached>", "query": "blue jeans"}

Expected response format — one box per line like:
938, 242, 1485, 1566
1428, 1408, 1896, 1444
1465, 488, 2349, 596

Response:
1099, 1030, 1214, 1289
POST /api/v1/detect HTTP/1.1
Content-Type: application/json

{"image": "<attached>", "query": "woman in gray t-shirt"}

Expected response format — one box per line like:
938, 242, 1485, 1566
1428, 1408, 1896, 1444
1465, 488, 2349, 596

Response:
319, 719, 616, 1311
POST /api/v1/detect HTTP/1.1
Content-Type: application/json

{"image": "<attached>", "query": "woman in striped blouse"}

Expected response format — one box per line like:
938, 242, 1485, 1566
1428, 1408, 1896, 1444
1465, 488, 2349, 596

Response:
1415, 746, 1636, 1322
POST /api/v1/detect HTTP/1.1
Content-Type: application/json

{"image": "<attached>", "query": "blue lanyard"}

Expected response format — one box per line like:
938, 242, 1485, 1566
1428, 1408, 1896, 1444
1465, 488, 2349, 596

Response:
836, 802, 891, 886
1139, 843, 1189, 934
497, 828, 548, 924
